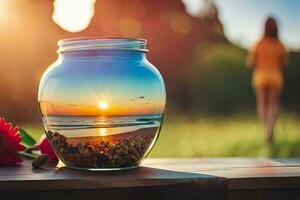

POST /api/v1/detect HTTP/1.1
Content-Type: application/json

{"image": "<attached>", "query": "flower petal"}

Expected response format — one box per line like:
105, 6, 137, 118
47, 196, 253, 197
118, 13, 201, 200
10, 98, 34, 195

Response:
0, 117, 24, 166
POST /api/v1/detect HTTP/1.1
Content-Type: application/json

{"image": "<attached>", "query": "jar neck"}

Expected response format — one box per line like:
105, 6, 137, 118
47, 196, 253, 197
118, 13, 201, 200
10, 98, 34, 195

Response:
57, 37, 148, 61
60, 50, 147, 60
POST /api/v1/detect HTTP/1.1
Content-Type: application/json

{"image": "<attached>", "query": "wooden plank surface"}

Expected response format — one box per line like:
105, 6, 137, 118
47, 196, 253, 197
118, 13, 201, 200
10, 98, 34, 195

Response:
0, 158, 300, 200
143, 158, 300, 189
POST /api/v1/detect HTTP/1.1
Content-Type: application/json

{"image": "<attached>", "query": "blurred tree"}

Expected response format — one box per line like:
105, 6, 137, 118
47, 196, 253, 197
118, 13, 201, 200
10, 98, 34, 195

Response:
189, 43, 253, 113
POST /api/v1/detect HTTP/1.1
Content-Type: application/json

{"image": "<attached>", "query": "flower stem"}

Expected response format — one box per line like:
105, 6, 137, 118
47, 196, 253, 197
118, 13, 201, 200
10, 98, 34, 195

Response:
17, 151, 38, 160
24, 146, 39, 154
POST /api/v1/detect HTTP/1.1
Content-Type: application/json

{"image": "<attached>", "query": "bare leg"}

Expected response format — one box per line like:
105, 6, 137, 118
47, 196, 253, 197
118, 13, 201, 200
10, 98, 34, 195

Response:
265, 88, 281, 143
255, 86, 268, 129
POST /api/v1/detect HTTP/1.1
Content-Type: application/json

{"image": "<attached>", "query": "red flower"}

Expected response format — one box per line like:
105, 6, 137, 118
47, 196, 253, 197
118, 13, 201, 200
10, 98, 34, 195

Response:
38, 135, 58, 161
0, 117, 25, 166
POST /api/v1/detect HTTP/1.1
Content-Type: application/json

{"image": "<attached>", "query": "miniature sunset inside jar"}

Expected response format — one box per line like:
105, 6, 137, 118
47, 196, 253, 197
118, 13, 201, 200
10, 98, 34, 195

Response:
38, 38, 166, 170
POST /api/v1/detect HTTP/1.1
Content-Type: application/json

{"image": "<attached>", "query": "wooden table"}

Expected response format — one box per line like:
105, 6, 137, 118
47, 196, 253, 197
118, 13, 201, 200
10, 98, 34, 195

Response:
1, 158, 300, 200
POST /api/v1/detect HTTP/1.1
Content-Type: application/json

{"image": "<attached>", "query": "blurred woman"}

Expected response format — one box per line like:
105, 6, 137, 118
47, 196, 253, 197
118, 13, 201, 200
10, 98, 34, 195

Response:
247, 17, 288, 143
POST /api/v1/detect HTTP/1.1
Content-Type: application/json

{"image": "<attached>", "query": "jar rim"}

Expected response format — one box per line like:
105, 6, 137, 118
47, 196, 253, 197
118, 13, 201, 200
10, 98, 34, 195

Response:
57, 37, 148, 53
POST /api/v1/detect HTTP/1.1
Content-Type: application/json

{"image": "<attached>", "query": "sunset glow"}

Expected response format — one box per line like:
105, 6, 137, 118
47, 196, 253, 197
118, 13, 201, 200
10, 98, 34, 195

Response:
39, 100, 164, 116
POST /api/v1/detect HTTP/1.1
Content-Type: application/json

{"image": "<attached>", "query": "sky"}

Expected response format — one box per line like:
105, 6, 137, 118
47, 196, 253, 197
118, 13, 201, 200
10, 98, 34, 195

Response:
39, 58, 165, 116
183, 0, 300, 49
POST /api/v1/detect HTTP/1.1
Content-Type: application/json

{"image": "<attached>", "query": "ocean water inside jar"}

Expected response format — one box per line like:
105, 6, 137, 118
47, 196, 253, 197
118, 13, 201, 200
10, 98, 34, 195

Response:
42, 114, 161, 139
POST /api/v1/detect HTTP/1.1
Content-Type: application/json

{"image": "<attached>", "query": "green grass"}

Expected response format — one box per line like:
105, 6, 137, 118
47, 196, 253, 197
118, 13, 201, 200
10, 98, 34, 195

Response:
21, 112, 300, 157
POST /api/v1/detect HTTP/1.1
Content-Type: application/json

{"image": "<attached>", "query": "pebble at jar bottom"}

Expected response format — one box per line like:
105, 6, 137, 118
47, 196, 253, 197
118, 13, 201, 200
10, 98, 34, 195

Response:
46, 125, 159, 169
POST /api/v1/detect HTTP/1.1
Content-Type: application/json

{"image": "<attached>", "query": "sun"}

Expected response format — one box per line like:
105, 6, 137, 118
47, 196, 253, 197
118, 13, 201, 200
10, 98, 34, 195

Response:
98, 101, 108, 110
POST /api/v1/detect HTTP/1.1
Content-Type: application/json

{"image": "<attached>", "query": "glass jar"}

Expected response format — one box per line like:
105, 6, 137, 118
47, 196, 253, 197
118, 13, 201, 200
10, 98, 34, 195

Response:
38, 38, 166, 170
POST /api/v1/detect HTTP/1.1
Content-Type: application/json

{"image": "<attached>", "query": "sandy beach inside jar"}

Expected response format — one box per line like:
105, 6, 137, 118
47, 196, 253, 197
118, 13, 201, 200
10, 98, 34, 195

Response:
47, 127, 158, 170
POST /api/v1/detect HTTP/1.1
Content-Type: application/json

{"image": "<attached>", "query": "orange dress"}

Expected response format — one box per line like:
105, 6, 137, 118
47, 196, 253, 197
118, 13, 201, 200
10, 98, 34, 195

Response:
250, 38, 287, 90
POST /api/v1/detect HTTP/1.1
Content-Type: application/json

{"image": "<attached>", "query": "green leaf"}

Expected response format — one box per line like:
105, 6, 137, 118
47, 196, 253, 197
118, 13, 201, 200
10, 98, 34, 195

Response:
19, 128, 37, 147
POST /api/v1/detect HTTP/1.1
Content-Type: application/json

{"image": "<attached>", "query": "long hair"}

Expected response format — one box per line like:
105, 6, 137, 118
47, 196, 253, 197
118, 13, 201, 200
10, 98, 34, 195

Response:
264, 17, 278, 39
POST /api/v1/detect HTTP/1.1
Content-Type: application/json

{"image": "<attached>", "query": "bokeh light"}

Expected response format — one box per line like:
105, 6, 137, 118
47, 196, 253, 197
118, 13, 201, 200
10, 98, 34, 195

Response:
182, 0, 211, 16
170, 14, 192, 35
52, 0, 95, 32
119, 18, 142, 37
